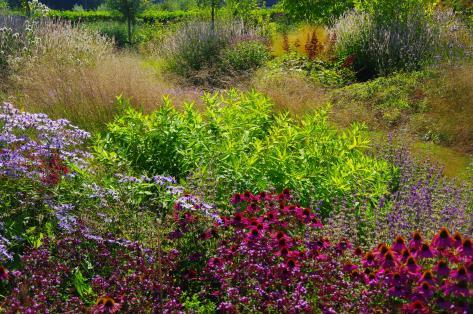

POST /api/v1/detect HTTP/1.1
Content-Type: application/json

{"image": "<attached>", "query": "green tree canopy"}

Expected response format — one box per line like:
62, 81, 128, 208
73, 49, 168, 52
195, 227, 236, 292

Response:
281, 0, 354, 24
196, 0, 224, 30
106, 0, 147, 43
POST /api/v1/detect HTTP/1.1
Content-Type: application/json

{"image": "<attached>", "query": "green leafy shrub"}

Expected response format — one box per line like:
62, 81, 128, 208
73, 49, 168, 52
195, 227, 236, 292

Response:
97, 90, 393, 214
0, 0, 9, 12
220, 40, 270, 72
45, 7, 280, 24
98, 97, 189, 176
47, 9, 120, 22
224, 0, 259, 26
105, 0, 148, 44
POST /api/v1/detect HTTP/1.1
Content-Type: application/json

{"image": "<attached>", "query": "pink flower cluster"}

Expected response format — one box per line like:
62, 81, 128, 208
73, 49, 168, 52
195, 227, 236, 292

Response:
198, 190, 364, 312
347, 228, 473, 312
1, 190, 471, 312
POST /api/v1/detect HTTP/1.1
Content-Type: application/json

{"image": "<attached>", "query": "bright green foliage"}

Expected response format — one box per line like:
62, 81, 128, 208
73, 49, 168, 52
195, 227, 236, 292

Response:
97, 90, 393, 213
156, 0, 198, 11
196, 0, 224, 9
20, 0, 29, 15
196, 0, 224, 30
47, 9, 121, 22
46, 8, 202, 24
72, 268, 94, 301
281, 0, 355, 24
45, 8, 279, 24
98, 97, 186, 177
106, 0, 147, 22
355, 0, 436, 20
84, 21, 129, 47
182, 294, 217, 313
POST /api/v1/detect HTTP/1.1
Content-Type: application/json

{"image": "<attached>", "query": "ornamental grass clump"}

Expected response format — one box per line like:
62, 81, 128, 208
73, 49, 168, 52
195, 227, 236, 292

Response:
160, 20, 268, 87
6, 20, 202, 130
332, 1, 472, 79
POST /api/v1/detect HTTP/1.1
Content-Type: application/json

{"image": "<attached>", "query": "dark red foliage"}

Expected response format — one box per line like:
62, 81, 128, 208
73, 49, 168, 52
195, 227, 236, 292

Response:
39, 152, 70, 186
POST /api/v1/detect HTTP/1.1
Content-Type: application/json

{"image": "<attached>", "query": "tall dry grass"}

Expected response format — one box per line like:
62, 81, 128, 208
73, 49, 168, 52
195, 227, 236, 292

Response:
252, 70, 327, 115
7, 20, 202, 130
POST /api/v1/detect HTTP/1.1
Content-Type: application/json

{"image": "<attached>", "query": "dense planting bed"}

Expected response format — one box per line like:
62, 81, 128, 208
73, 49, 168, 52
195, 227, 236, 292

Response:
1, 0, 473, 312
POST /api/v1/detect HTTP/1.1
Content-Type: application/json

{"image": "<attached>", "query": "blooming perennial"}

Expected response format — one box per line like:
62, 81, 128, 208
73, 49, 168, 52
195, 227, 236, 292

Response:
196, 190, 367, 312
0, 103, 90, 184
347, 227, 473, 312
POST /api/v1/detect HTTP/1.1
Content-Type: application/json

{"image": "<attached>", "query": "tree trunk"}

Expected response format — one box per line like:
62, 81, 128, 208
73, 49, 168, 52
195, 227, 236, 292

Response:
211, 1, 215, 32
127, 15, 132, 45
22, 0, 30, 17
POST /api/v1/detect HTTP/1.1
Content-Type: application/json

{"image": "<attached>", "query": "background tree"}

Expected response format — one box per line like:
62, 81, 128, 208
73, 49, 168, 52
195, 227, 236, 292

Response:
0, 0, 9, 12
106, 0, 147, 44
226, 0, 258, 25
20, 0, 30, 16
197, 0, 224, 31
157, 0, 197, 11
281, 0, 354, 24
